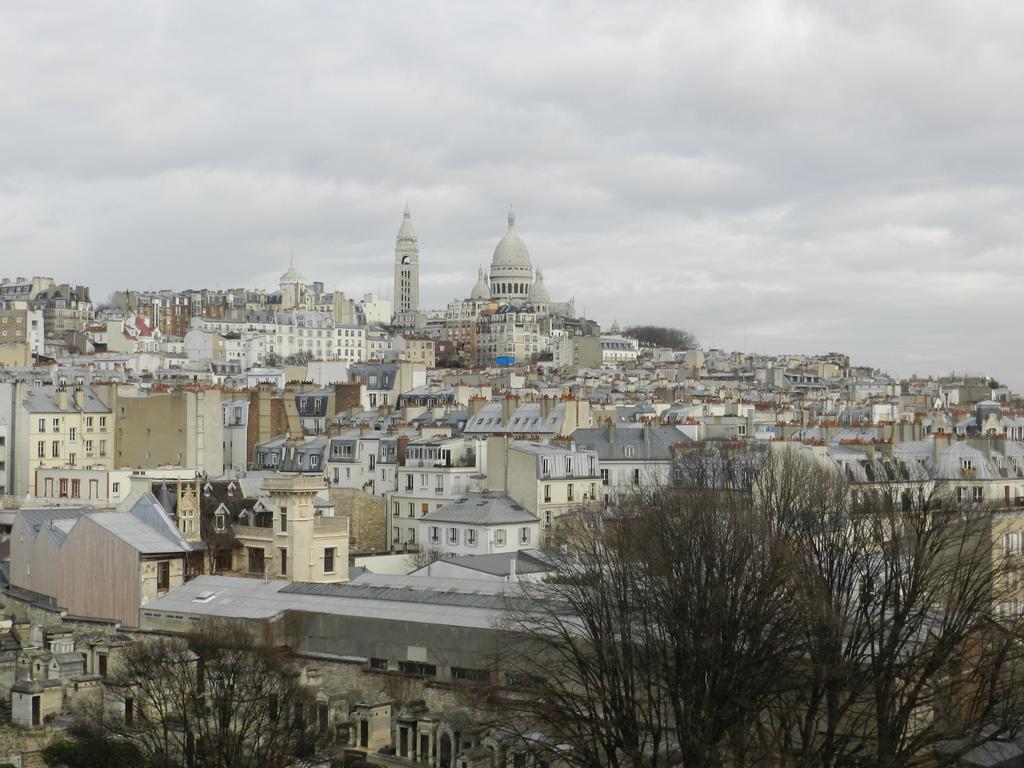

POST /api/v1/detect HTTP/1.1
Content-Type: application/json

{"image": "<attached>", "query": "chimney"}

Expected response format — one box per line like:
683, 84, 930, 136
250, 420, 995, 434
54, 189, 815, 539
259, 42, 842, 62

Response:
468, 396, 486, 419
540, 395, 553, 419
501, 395, 518, 424
397, 435, 411, 465
55, 388, 69, 410
933, 431, 952, 464
607, 417, 616, 443
73, 390, 85, 410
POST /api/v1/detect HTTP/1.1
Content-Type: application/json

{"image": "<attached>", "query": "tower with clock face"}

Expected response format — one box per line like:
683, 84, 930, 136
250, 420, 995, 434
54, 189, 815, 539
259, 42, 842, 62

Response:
392, 205, 420, 326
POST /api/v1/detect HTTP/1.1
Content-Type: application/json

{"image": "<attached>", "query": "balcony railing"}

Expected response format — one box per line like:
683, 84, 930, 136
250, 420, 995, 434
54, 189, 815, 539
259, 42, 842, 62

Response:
233, 524, 274, 541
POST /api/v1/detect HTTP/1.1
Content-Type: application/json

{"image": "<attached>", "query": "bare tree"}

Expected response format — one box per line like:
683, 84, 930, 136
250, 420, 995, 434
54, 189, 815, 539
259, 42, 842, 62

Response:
90, 621, 326, 768
405, 544, 445, 571
756, 446, 1024, 768
494, 484, 801, 768
491, 444, 1024, 768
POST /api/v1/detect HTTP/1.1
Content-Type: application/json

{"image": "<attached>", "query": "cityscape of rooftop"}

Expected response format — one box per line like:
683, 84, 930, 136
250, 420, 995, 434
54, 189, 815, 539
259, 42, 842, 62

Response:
3, 3, 1024, 767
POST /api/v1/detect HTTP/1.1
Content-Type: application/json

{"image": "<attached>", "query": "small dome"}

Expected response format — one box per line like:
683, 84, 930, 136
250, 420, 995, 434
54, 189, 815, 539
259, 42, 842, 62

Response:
470, 267, 491, 301
491, 209, 531, 268
280, 265, 305, 285
529, 268, 550, 304
397, 204, 417, 243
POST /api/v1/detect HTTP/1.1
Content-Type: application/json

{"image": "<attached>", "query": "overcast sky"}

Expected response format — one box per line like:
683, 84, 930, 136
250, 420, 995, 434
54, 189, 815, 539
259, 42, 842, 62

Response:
2, 2, 1022, 388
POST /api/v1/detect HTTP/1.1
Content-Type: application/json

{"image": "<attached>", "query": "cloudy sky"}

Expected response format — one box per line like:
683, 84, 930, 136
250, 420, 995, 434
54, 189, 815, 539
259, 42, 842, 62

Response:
2, 2, 1022, 387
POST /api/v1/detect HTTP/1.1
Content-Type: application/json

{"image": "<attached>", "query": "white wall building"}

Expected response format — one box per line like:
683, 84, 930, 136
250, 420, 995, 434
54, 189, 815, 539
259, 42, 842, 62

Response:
418, 492, 541, 557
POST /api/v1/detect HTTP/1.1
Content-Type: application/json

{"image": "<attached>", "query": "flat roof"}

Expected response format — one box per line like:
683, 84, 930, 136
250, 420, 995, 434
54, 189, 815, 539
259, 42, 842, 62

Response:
141, 573, 527, 630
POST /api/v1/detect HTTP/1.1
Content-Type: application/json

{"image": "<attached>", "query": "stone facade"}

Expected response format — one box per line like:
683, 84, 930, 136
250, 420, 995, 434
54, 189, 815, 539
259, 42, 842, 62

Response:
331, 487, 387, 554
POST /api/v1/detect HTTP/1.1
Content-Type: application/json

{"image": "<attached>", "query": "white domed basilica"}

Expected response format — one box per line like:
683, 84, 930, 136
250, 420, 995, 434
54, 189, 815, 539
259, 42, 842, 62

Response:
465, 209, 570, 317
488, 209, 535, 304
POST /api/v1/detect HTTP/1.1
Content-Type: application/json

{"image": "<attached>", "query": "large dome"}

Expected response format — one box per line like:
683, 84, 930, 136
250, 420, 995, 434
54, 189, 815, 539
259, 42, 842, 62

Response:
280, 265, 305, 285
491, 210, 532, 268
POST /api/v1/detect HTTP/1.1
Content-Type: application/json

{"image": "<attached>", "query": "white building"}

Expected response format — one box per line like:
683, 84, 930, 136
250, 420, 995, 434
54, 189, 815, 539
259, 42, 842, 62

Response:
387, 437, 482, 550
359, 293, 392, 325
600, 334, 640, 365
222, 399, 250, 472
198, 312, 366, 363
418, 491, 541, 557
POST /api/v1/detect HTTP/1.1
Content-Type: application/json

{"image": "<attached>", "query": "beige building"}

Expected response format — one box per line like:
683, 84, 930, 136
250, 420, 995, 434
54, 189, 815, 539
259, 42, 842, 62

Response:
553, 335, 602, 370
398, 336, 436, 367
0, 383, 115, 497
0, 341, 30, 367
232, 474, 349, 583
476, 307, 542, 365
113, 388, 224, 476
486, 437, 601, 529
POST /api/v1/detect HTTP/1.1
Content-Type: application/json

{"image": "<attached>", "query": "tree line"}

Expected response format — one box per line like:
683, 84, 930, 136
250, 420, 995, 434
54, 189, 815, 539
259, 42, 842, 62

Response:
622, 325, 698, 350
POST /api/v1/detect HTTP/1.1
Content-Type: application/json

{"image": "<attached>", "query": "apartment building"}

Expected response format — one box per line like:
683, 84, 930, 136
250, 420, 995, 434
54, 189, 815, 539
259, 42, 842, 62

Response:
486, 437, 601, 528
387, 436, 482, 550
325, 431, 400, 498
572, 422, 689, 502
418, 491, 541, 556
113, 389, 224, 476
0, 304, 44, 355
476, 306, 542, 365
198, 311, 367, 363
348, 361, 427, 410
0, 383, 115, 497
31, 283, 92, 337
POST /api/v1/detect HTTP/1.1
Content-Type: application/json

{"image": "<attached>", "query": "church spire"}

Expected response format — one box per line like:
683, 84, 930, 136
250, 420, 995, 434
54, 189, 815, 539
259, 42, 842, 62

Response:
507, 207, 516, 232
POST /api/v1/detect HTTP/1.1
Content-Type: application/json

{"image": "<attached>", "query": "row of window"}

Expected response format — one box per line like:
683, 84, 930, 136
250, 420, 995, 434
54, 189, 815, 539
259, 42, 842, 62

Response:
48, 477, 120, 498
540, 455, 598, 477
425, 526, 531, 546
36, 416, 107, 432
957, 486, 986, 503
404, 474, 448, 492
